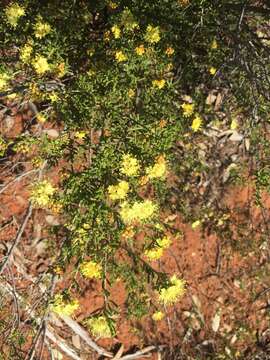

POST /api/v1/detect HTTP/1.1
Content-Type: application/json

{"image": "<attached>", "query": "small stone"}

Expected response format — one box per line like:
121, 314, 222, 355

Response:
229, 131, 243, 142
43, 129, 59, 138
45, 215, 60, 226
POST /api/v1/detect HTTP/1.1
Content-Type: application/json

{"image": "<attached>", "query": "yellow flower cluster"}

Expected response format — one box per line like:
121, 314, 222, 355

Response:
34, 19, 52, 39
111, 25, 121, 39
75, 131, 86, 139
20, 43, 33, 63
157, 235, 172, 248
115, 51, 127, 62
135, 44, 145, 56
146, 155, 167, 179
152, 79, 166, 89
191, 115, 203, 132
51, 294, 79, 317
0, 73, 10, 91
120, 200, 157, 224
87, 316, 112, 338
181, 103, 194, 117
144, 247, 163, 261
108, 1, 118, 9
120, 154, 140, 176
36, 113, 46, 123
144, 236, 171, 261
128, 89, 135, 98
108, 180, 129, 201
5, 3, 25, 27
30, 180, 55, 208
80, 261, 102, 279
191, 220, 201, 229
145, 25, 161, 44
32, 55, 50, 74
158, 275, 186, 305
152, 311, 164, 321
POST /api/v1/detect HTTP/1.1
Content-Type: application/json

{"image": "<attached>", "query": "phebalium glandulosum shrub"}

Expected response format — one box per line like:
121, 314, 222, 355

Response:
1, 0, 270, 340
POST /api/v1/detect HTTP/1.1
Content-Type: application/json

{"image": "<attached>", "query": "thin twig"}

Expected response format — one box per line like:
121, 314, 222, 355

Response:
0, 169, 38, 194
25, 275, 56, 360
119, 346, 164, 360
0, 204, 32, 275
1, 280, 82, 360
59, 315, 113, 358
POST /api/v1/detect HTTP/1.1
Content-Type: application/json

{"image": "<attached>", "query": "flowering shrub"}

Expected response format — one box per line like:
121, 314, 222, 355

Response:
1, 0, 270, 350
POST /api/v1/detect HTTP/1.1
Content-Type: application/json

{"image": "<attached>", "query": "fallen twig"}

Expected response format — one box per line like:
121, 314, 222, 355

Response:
59, 315, 113, 358
1, 280, 82, 360
119, 346, 164, 360
0, 169, 38, 194
0, 204, 32, 275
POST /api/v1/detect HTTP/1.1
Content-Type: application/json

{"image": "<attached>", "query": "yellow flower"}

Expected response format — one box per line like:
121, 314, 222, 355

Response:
145, 25, 160, 44
152, 311, 164, 321
108, 180, 129, 201
30, 180, 55, 208
157, 236, 171, 248
230, 118, 238, 130
181, 103, 194, 117
144, 247, 164, 261
144, 236, 171, 261
111, 25, 121, 39
120, 200, 158, 224
191, 220, 201, 229
51, 295, 79, 317
115, 51, 127, 62
120, 154, 140, 176
36, 113, 46, 123
209, 67, 217, 75
108, 1, 118, 9
5, 3, 25, 27
20, 43, 33, 63
191, 115, 203, 132
34, 20, 51, 39
75, 131, 87, 139
146, 155, 167, 179
152, 79, 166, 89
165, 47, 174, 56
135, 45, 145, 56
80, 261, 102, 279
158, 275, 186, 305
87, 316, 112, 338
128, 89, 135, 98
0, 73, 10, 91
49, 92, 59, 102
7, 92, 17, 100
32, 55, 50, 74
211, 39, 218, 49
